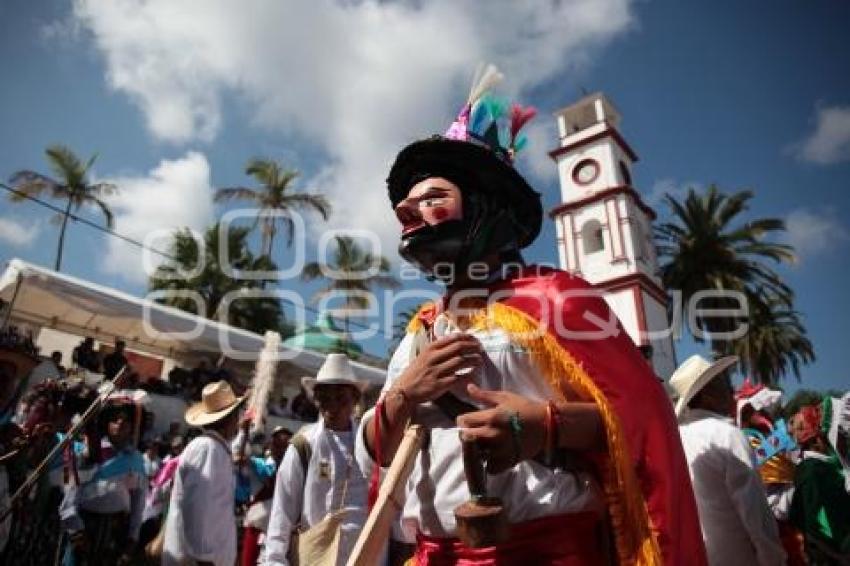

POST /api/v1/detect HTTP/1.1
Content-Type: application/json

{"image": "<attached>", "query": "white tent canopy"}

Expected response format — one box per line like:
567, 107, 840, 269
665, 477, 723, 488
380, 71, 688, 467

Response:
0, 258, 386, 386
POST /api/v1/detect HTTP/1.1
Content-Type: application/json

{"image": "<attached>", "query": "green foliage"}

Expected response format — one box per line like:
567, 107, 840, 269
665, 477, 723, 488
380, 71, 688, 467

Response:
149, 223, 283, 334
656, 185, 813, 385
214, 158, 331, 257
302, 235, 400, 309
730, 293, 815, 384
8, 145, 116, 271
302, 235, 399, 347
387, 304, 421, 356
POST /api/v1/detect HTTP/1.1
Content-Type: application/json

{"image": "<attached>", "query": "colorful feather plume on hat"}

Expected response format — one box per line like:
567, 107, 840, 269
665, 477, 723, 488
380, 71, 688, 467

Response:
444, 63, 537, 162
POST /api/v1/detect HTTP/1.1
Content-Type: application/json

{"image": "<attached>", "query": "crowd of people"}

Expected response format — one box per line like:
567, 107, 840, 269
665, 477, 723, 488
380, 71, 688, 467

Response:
672, 355, 850, 565
1, 341, 848, 565
1, 67, 850, 566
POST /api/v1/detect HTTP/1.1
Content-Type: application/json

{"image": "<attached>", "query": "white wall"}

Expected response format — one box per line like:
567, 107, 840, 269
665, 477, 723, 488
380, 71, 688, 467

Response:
642, 290, 677, 378
602, 288, 639, 346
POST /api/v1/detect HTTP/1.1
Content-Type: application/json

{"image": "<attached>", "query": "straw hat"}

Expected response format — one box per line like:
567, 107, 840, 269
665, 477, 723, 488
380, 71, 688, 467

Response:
301, 353, 368, 397
669, 355, 738, 418
185, 380, 245, 427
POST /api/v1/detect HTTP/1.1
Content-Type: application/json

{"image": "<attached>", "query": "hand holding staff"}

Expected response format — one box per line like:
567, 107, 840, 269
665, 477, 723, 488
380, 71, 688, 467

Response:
346, 424, 424, 566
0, 365, 130, 522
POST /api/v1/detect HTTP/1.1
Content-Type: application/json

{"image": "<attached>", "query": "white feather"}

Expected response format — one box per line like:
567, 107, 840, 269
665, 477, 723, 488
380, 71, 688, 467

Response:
247, 330, 281, 434
467, 63, 504, 106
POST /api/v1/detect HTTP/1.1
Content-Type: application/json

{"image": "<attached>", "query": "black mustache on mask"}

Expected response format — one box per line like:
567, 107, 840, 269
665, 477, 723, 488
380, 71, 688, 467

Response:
398, 219, 467, 281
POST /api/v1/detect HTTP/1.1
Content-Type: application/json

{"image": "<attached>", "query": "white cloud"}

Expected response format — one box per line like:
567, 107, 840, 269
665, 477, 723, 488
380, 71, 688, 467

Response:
100, 151, 215, 283
70, 0, 636, 257
785, 208, 849, 260
0, 217, 40, 247
520, 120, 560, 184
794, 104, 850, 164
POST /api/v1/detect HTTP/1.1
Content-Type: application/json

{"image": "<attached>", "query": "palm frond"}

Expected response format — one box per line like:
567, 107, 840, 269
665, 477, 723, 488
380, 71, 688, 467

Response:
245, 158, 280, 187
301, 262, 325, 281
282, 193, 332, 221
657, 184, 806, 378
7, 171, 60, 200
92, 197, 115, 229
213, 186, 261, 203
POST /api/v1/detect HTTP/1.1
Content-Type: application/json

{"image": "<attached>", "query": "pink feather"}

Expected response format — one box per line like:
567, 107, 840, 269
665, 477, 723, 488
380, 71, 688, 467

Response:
445, 104, 471, 141
510, 104, 537, 138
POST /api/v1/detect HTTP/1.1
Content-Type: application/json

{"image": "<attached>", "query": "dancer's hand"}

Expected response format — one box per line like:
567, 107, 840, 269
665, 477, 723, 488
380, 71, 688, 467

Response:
394, 334, 484, 405
456, 384, 547, 474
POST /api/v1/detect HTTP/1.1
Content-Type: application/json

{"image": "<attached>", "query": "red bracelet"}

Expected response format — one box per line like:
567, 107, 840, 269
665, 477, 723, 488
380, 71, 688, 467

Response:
367, 400, 384, 511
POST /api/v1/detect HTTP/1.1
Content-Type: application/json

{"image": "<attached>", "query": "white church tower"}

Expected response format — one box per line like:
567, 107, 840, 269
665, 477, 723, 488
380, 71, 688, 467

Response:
549, 93, 676, 378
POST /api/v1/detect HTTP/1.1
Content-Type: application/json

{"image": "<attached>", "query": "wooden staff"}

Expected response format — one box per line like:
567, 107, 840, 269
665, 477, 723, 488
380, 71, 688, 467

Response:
0, 365, 130, 522
453, 438, 507, 548
345, 423, 425, 566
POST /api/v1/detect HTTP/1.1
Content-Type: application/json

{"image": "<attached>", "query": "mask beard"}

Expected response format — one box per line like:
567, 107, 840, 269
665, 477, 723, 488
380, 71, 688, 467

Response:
398, 220, 467, 283
398, 201, 523, 285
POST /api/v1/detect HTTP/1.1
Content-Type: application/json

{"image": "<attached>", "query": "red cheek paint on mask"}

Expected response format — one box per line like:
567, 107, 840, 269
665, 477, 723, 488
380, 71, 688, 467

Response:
430, 207, 449, 221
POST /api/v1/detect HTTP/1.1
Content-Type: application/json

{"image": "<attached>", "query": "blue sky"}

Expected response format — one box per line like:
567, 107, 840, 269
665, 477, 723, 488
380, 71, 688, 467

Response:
1, 1, 848, 394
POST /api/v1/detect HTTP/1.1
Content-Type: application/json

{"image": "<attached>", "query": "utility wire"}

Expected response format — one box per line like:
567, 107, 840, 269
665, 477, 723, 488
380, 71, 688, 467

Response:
1, 182, 178, 262
0, 182, 380, 331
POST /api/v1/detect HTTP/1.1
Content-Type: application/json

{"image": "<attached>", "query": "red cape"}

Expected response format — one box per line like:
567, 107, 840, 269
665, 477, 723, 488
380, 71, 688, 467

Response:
489, 267, 706, 566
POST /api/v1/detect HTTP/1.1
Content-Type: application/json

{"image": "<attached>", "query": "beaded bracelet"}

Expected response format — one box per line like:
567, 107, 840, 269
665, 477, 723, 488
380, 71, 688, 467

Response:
389, 387, 412, 412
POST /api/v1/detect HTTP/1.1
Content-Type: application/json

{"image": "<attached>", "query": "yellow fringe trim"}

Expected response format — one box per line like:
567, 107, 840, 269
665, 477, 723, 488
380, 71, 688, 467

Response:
407, 310, 425, 334
469, 302, 663, 566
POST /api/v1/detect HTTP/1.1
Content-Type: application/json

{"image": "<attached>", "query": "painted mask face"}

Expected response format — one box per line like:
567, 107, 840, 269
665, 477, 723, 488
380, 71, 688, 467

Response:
395, 177, 470, 281
394, 177, 463, 236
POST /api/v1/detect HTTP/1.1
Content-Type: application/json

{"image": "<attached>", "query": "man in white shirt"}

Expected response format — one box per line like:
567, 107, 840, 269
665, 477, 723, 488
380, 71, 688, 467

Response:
352, 66, 705, 565
264, 354, 369, 566
671, 355, 786, 566
162, 381, 245, 566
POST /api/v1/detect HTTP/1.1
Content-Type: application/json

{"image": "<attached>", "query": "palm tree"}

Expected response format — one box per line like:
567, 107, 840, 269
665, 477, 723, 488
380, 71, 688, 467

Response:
214, 158, 331, 258
149, 223, 283, 334
731, 292, 815, 385
302, 235, 400, 338
655, 185, 796, 353
388, 304, 421, 356
8, 145, 115, 271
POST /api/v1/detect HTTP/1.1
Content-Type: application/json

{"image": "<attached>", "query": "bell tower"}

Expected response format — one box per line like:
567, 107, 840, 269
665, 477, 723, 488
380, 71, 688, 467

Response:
549, 93, 676, 378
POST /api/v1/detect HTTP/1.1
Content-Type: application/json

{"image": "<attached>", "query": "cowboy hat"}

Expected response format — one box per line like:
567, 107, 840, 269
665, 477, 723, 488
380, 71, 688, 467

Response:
184, 380, 245, 427
301, 353, 368, 397
669, 355, 738, 418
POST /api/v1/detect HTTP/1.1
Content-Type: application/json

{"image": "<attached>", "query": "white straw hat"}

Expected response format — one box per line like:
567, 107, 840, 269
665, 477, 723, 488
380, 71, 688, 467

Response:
669, 355, 738, 418
301, 353, 369, 397
185, 380, 245, 427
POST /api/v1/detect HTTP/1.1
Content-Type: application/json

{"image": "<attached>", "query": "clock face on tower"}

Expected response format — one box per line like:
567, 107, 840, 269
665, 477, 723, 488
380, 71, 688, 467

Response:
572, 158, 600, 186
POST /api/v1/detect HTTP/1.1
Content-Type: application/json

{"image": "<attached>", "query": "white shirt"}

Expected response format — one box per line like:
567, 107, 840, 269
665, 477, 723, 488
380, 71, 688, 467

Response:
162, 432, 236, 566
143, 453, 161, 480
678, 408, 786, 566
766, 483, 794, 522
354, 329, 602, 542
264, 419, 368, 566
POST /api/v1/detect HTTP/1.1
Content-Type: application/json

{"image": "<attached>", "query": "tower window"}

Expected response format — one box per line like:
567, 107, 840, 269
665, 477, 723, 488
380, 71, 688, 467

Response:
582, 220, 605, 254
